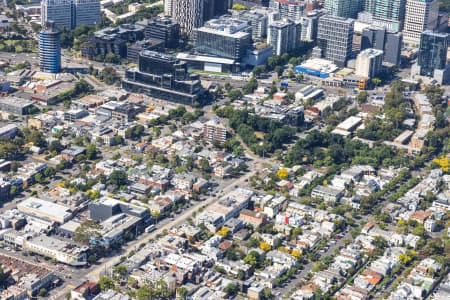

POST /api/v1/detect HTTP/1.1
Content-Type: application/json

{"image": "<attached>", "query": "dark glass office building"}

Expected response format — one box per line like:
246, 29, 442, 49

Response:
122, 51, 204, 106
144, 16, 180, 48
39, 21, 61, 73
317, 15, 354, 67
361, 27, 403, 65
418, 30, 449, 77
203, 0, 231, 21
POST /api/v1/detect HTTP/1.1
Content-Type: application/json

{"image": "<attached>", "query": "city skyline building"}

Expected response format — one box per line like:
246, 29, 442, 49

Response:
361, 27, 403, 65
403, 0, 439, 46
418, 31, 449, 77
39, 21, 61, 73
203, 0, 231, 21
300, 11, 322, 43
361, 0, 406, 32
268, 19, 301, 55
355, 48, 384, 78
317, 15, 354, 67
324, 0, 362, 19
41, 0, 72, 29
145, 16, 180, 48
235, 9, 269, 40
73, 0, 101, 27
41, 0, 100, 29
172, 0, 204, 34
269, 0, 306, 21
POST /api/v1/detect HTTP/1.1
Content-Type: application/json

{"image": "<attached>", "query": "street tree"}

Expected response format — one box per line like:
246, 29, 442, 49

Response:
98, 276, 114, 291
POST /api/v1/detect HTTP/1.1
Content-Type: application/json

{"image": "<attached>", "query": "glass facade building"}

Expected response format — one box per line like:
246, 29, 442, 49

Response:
361, 27, 403, 65
41, 0, 72, 29
74, 0, 101, 27
122, 51, 204, 106
41, 0, 100, 29
363, 0, 406, 31
39, 21, 61, 73
193, 17, 252, 61
418, 30, 449, 77
145, 16, 180, 48
317, 15, 354, 67
324, 0, 363, 19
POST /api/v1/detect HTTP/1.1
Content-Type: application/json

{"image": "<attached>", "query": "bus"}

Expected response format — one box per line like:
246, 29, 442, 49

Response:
145, 225, 156, 233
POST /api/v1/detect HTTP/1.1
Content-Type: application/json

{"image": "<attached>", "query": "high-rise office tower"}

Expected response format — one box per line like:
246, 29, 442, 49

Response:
437, 12, 449, 33
235, 9, 269, 40
167, 0, 227, 24
362, 0, 406, 32
324, 0, 362, 19
39, 21, 61, 73
300, 11, 322, 43
269, 0, 306, 21
41, 0, 72, 29
418, 31, 449, 77
173, 0, 204, 34
361, 27, 403, 65
268, 19, 301, 55
203, 0, 231, 21
317, 15, 354, 67
145, 16, 180, 48
355, 48, 384, 78
164, 0, 174, 16
41, 0, 100, 29
74, 0, 101, 27
403, 0, 439, 46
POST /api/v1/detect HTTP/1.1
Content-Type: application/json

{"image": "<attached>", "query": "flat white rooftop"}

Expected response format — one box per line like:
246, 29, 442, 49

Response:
336, 116, 363, 131
299, 58, 339, 73
18, 197, 72, 222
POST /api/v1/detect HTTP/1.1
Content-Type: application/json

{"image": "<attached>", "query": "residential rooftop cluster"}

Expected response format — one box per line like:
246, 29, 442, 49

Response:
0, 0, 449, 299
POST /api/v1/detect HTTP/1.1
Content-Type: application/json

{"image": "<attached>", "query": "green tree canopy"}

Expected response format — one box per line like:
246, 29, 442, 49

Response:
109, 170, 128, 186
98, 276, 114, 291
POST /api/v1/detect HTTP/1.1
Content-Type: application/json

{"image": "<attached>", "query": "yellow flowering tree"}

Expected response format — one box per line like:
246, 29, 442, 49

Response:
217, 227, 230, 237
277, 168, 289, 180
291, 249, 302, 260
433, 157, 449, 172
259, 242, 271, 251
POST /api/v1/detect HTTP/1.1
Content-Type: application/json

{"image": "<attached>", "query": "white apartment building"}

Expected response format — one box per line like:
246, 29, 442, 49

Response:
402, 0, 439, 46
355, 48, 384, 78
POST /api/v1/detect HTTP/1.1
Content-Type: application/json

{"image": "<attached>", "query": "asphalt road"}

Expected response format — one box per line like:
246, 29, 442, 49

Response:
277, 229, 353, 298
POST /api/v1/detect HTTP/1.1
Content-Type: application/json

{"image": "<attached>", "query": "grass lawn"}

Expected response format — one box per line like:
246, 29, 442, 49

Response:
188, 69, 228, 76
0, 39, 37, 53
